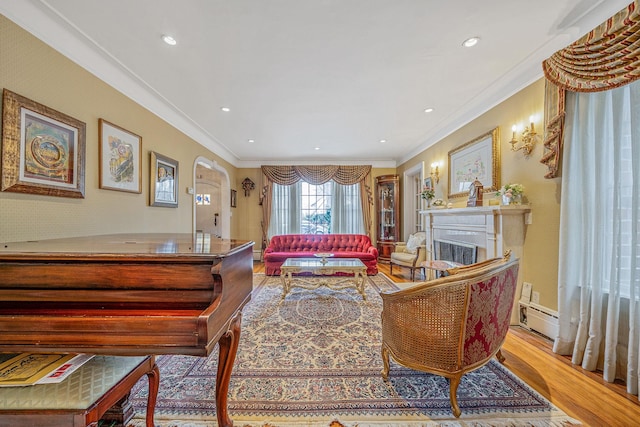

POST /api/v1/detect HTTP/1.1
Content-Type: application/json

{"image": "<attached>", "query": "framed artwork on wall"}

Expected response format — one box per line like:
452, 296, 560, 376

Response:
424, 177, 433, 190
150, 151, 179, 207
448, 127, 500, 199
98, 119, 142, 193
1, 89, 86, 198
231, 189, 237, 208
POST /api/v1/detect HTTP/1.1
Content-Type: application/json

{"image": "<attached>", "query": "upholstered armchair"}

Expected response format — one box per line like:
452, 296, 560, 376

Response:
380, 253, 520, 418
389, 231, 426, 281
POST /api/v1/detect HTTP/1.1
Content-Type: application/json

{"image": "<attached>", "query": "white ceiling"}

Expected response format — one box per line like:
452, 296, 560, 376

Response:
0, 0, 631, 167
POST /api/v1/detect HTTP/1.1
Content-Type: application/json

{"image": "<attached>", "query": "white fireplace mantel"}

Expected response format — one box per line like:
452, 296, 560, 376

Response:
420, 205, 531, 324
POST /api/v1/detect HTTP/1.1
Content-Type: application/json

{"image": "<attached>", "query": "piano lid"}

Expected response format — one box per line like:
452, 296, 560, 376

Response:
0, 233, 254, 260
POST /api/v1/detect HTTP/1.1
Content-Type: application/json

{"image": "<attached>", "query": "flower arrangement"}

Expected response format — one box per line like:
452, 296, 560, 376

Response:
421, 186, 435, 201
496, 183, 524, 204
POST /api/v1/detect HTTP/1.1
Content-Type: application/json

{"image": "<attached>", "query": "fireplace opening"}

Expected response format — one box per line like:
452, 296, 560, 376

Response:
433, 239, 478, 276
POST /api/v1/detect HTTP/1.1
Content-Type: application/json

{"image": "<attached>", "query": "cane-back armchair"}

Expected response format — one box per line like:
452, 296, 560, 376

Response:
380, 252, 519, 417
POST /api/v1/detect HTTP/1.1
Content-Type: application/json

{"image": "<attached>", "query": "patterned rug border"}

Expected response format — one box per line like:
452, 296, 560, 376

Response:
130, 273, 580, 427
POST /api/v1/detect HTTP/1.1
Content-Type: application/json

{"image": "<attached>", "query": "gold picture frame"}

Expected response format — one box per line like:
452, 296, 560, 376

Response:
448, 127, 500, 199
150, 151, 178, 207
1, 89, 86, 198
98, 119, 142, 193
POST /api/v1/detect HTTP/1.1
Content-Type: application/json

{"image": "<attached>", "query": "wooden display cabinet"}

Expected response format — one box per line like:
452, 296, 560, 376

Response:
375, 174, 399, 261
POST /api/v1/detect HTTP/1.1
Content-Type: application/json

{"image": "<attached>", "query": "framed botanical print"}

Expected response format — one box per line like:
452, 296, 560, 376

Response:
150, 151, 178, 207
448, 127, 500, 199
1, 89, 86, 198
98, 119, 142, 193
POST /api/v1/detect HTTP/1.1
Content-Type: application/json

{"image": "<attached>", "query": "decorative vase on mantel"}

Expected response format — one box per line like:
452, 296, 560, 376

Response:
502, 194, 522, 205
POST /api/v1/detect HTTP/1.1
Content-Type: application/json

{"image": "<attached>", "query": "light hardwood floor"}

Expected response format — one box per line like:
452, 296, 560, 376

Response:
253, 260, 640, 426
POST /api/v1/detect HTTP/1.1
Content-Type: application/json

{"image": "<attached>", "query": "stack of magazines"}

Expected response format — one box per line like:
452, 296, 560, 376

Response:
0, 353, 94, 386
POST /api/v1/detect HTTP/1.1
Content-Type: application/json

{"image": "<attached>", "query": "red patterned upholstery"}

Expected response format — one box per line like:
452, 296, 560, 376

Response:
463, 269, 518, 366
379, 253, 519, 418
264, 234, 378, 275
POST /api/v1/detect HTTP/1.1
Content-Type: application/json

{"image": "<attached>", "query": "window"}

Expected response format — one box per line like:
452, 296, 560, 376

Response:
195, 194, 211, 205
300, 181, 332, 234
269, 181, 363, 237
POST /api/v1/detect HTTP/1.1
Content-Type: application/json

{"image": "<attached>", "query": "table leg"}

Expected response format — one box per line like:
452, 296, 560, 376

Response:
280, 271, 291, 299
355, 270, 367, 300
216, 311, 242, 427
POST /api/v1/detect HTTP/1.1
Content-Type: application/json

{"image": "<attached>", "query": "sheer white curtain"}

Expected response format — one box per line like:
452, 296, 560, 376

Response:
331, 182, 365, 234
268, 182, 301, 239
269, 181, 365, 237
554, 80, 640, 394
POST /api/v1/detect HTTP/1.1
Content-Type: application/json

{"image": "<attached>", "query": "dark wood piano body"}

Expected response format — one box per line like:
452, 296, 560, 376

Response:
0, 233, 254, 427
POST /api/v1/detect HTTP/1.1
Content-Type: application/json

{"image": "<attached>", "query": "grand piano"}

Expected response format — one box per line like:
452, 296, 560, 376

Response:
0, 233, 254, 427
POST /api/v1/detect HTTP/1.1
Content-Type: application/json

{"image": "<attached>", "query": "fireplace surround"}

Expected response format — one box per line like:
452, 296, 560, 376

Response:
421, 205, 531, 324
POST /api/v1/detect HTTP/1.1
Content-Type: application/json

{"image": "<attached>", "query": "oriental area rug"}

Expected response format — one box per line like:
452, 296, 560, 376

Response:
128, 274, 579, 427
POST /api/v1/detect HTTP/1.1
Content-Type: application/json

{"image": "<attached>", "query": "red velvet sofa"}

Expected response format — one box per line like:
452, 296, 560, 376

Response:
264, 234, 379, 275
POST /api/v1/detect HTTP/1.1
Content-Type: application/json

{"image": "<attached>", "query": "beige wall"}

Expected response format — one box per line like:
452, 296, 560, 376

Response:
398, 78, 561, 310
1, 14, 560, 310
0, 15, 237, 242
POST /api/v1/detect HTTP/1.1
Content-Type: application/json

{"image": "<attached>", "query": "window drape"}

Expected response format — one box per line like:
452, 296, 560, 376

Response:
541, 1, 640, 178
260, 165, 373, 248
555, 78, 640, 395
331, 182, 365, 234
268, 182, 301, 238
267, 181, 363, 239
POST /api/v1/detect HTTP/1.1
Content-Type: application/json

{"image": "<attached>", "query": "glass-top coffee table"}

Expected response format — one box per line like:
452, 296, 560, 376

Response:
280, 257, 368, 300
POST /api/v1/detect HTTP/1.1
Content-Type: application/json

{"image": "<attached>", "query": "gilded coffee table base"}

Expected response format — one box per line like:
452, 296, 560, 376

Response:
280, 258, 367, 300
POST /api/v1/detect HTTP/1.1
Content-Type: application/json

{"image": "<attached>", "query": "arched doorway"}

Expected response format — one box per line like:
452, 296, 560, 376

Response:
193, 157, 231, 239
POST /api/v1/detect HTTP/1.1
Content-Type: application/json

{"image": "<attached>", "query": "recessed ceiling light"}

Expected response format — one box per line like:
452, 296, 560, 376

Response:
314, 147, 320, 151
462, 37, 480, 48
380, 139, 387, 143
248, 139, 255, 143
162, 35, 177, 46
424, 108, 434, 113
220, 107, 230, 112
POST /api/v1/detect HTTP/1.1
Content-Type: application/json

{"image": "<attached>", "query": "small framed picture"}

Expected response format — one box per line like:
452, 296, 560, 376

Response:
98, 119, 142, 193
1, 89, 86, 198
150, 151, 178, 207
424, 177, 433, 190
231, 189, 237, 208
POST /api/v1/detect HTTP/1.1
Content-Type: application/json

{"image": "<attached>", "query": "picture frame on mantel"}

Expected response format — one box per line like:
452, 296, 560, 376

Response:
1, 89, 86, 198
150, 151, 179, 208
98, 119, 142, 193
448, 127, 500, 199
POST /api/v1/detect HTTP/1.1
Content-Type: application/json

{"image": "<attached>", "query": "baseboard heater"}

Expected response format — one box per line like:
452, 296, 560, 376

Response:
518, 302, 559, 340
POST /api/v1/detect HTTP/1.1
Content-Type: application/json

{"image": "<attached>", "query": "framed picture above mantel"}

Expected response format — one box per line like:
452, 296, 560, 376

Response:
447, 127, 500, 199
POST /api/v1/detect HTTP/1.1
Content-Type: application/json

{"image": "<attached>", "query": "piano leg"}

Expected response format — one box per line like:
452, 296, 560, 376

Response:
146, 361, 160, 427
216, 311, 242, 427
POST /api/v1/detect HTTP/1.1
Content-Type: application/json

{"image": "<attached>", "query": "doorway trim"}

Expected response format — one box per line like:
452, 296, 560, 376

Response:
193, 156, 231, 238
403, 162, 424, 241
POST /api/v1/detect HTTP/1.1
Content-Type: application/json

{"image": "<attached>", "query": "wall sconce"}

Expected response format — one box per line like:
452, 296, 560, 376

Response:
510, 116, 537, 156
430, 162, 441, 184
241, 177, 255, 197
